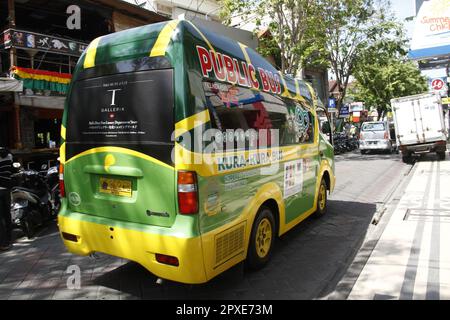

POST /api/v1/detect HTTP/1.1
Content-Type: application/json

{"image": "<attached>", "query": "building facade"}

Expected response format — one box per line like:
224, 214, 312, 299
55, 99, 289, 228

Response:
0, 0, 167, 164
124, 0, 221, 21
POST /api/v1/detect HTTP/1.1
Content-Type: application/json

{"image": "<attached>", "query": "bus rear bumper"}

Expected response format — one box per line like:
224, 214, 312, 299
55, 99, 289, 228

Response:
58, 211, 208, 284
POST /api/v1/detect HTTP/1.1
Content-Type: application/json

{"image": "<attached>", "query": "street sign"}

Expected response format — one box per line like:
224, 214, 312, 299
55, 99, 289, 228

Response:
339, 105, 350, 118
429, 77, 447, 95
328, 98, 336, 108
431, 78, 445, 91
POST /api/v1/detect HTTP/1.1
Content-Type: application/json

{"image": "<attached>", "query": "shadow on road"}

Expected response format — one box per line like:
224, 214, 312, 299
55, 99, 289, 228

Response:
90, 199, 377, 300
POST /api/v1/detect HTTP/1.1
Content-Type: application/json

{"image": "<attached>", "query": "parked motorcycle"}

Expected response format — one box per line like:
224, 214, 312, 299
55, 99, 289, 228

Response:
10, 161, 59, 238
332, 132, 359, 154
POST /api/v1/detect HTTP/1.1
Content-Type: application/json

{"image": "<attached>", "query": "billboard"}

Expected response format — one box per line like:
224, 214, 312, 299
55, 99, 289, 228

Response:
409, 0, 450, 59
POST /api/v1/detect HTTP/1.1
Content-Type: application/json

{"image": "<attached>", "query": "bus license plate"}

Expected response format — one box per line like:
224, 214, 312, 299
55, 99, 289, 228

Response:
99, 177, 132, 197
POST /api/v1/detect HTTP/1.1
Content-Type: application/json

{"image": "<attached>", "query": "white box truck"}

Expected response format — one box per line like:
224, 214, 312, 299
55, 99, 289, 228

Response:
391, 92, 448, 163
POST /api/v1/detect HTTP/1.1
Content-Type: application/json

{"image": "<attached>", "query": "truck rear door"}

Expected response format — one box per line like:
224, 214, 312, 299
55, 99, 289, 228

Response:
418, 94, 446, 143
393, 99, 421, 145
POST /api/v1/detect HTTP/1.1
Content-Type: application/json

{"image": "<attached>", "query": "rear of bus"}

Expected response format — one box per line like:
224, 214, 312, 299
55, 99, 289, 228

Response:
58, 24, 208, 284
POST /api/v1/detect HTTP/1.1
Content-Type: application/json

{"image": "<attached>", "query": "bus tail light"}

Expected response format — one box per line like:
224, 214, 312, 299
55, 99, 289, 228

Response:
59, 163, 65, 198
61, 232, 78, 242
177, 171, 198, 214
155, 253, 179, 266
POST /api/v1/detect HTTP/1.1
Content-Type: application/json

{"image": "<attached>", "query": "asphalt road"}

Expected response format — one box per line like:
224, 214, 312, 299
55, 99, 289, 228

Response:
0, 150, 411, 300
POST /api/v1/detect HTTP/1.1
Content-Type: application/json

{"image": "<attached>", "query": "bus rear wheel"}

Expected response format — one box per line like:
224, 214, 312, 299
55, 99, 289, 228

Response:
314, 178, 328, 218
246, 206, 275, 270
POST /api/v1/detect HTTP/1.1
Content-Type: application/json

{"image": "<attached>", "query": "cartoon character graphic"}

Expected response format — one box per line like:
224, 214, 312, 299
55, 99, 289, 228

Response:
51, 39, 68, 50
38, 37, 50, 48
26, 34, 35, 48
68, 42, 77, 51
13, 32, 24, 46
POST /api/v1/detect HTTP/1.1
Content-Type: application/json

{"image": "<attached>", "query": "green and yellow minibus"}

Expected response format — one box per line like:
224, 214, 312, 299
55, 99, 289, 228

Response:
58, 19, 335, 284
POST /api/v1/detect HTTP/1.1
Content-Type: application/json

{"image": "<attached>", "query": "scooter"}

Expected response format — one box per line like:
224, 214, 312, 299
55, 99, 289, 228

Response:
10, 162, 56, 238
44, 161, 60, 215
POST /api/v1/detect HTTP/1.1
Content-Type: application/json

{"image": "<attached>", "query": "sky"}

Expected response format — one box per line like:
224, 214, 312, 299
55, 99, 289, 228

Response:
390, 0, 417, 39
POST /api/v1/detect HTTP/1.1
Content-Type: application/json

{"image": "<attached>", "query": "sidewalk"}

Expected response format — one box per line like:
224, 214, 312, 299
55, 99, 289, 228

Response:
346, 155, 450, 299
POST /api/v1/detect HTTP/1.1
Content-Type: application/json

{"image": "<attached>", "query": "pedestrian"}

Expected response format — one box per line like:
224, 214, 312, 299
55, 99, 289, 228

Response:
350, 124, 356, 137
0, 147, 13, 251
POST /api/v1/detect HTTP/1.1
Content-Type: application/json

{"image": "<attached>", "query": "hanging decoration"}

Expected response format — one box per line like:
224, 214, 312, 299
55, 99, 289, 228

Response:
11, 66, 72, 94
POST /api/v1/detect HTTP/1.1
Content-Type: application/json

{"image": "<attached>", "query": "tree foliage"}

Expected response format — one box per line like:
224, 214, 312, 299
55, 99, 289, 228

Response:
219, 0, 328, 76
351, 33, 428, 120
317, 0, 399, 110
220, 0, 401, 110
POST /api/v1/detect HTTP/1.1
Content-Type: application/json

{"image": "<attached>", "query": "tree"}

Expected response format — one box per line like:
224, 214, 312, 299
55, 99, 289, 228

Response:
219, 0, 328, 76
351, 36, 428, 120
318, 0, 397, 111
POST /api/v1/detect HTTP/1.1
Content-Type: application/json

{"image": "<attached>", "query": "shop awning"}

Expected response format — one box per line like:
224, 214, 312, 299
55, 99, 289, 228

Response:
0, 77, 23, 92
15, 94, 65, 110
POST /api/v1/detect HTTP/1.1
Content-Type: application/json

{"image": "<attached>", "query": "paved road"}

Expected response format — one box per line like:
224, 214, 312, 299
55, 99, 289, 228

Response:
0, 150, 411, 300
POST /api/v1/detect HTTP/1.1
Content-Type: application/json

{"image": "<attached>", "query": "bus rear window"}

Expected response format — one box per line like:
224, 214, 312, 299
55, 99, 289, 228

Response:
66, 69, 174, 146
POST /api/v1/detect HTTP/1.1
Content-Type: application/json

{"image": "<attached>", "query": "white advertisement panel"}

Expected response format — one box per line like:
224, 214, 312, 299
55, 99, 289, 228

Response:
409, 0, 450, 59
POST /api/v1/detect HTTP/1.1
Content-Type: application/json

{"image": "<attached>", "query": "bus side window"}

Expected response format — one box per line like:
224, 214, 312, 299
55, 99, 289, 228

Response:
203, 81, 292, 150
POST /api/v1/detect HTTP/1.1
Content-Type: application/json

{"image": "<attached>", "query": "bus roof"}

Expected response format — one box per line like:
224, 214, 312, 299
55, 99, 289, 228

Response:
74, 19, 316, 106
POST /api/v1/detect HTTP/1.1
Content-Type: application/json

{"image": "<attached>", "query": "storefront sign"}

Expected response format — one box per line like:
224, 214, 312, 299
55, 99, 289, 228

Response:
0, 29, 88, 57
349, 102, 364, 112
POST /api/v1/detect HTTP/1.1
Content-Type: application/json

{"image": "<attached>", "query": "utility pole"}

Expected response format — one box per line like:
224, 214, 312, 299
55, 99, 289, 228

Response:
8, 0, 22, 150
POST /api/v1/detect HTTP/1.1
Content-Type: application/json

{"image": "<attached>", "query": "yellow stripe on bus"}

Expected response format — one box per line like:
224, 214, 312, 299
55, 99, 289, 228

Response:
279, 71, 293, 99
65, 146, 174, 170
238, 42, 251, 65
60, 142, 66, 164
185, 20, 215, 54
174, 109, 211, 135
61, 125, 66, 140
150, 20, 180, 57
294, 79, 306, 103
83, 37, 102, 69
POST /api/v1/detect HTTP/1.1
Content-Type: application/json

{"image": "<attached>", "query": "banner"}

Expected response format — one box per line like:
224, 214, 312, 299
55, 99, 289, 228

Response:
11, 66, 72, 94
1, 29, 88, 57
